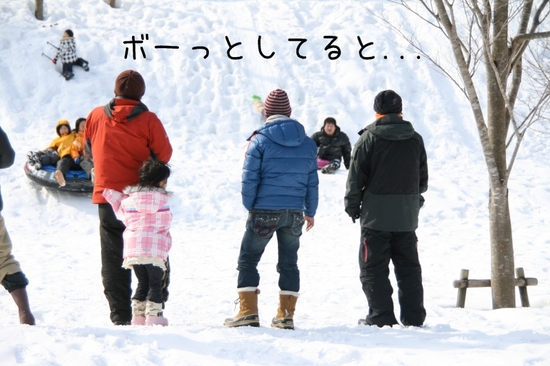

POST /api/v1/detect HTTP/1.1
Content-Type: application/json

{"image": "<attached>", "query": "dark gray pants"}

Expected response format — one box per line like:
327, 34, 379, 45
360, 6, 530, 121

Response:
98, 203, 132, 325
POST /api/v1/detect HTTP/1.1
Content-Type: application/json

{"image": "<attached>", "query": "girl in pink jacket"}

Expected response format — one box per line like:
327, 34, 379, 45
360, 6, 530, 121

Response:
103, 157, 172, 326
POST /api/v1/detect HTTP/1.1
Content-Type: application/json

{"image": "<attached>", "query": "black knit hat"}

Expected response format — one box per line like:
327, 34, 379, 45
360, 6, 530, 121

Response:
373, 90, 402, 114
114, 70, 146, 101
65, 29, 74, 37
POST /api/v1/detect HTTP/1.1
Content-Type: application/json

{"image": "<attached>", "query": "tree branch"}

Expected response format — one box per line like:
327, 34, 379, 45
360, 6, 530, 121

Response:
434, 0, 501, 185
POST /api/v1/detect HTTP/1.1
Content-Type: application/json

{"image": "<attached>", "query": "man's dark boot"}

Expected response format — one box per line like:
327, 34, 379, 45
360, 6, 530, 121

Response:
11, 288, 35, 325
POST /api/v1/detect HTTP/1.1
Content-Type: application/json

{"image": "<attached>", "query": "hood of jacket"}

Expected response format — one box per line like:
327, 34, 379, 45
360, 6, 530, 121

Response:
122, 186, 170, 214
249, 116, 306, 147
103, 97, 149, 123
363, 114, 415, 141
55, 119, 71, 136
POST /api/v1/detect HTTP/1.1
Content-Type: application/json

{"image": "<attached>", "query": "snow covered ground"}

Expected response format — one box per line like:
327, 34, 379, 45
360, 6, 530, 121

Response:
1, 0, 550, 365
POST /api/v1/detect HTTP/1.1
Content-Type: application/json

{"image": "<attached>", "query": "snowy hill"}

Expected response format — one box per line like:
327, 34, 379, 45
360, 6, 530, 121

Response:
1, 0, 550, 364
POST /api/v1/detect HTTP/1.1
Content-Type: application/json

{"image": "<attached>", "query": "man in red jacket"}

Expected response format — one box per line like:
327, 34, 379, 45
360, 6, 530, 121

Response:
84, 70, 173, 325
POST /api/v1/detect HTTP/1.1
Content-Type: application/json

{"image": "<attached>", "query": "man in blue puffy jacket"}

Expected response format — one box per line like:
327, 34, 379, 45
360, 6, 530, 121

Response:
224, 89, 319, 330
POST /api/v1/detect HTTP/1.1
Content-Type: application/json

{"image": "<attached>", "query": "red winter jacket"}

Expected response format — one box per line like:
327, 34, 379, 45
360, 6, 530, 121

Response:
84, 98, 173, 204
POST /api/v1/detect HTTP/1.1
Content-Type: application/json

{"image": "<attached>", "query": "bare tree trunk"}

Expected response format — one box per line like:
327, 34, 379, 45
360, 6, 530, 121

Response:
394, 0, 550, 310
489, 182, 515, 308
35, 0, 43, 21
487, 0, 516, 308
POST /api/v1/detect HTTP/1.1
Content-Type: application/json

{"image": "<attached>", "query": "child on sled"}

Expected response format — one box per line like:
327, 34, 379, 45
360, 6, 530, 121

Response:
52, 29, 89, 81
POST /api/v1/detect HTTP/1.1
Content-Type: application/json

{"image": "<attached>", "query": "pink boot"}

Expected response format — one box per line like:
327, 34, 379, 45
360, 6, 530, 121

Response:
145, 301, 168, 326
131, 316, 146, 325
146, 315, 169, 326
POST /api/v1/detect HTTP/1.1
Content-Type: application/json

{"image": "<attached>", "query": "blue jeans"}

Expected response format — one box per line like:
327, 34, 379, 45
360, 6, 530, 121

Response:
237, 209, 304, 292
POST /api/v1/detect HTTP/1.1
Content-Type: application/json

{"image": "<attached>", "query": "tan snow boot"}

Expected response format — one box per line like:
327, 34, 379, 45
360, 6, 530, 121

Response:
224, 287, 260, 327
271, 291, 298, 330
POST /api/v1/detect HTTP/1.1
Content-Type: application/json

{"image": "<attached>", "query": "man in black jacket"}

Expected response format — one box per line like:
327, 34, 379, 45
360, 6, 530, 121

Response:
310, 117, 352, 174
0, 126, 35, 325
345, 90, 428, 327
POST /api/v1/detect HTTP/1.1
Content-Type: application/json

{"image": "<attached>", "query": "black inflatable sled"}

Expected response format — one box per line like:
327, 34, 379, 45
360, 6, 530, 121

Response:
24, 161, 93, 193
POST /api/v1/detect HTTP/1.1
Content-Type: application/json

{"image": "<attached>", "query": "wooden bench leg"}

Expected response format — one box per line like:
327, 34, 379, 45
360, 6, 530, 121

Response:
456, 269, 469, 308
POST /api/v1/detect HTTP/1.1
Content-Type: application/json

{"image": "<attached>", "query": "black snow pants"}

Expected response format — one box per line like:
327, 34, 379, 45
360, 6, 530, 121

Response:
98, 203, 132, 325
359, 227, 426, 327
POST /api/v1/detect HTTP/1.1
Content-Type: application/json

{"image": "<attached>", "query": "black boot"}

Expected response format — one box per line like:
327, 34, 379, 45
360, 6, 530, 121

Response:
11, 288, 35, 325
321, 162, 338, 174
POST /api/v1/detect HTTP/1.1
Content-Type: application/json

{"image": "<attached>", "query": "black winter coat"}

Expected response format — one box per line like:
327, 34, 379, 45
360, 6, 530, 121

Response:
310, 126, 352, 168
0, 127, 16, 212
344, 114, 428, 231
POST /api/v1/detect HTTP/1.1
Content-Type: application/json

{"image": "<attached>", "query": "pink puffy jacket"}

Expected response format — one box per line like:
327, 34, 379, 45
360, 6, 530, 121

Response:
103, 186, 172, 261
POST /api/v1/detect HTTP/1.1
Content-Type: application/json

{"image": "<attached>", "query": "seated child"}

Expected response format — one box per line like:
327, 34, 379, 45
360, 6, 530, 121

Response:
310, 117, 352, 174
27, 120, 75, 186
69, 118, 94, 180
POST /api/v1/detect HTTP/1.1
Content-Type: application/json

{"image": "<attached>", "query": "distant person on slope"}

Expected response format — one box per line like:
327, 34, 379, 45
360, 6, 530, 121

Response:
85, 70, 173, 326
310, 117, 352, 174
345, 90, 428, 328
0, 126, 36, 325
52, 29, 90, 81
103, 157, 172, 327
224, 89, 319, 330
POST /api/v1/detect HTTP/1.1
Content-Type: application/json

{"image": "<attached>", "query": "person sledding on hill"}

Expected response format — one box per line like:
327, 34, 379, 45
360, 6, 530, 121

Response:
70, 117, 94, 179
310, 117, 352, 174
52, 29, 89, 81
102, 157, 172, 326
27, 119, 76, 186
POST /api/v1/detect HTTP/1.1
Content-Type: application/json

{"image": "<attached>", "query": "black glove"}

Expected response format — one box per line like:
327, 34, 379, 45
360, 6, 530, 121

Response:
346, 207, 361, 223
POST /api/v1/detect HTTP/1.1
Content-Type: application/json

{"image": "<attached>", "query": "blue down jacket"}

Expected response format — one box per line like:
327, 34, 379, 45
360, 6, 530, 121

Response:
242, 116, 319, 217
